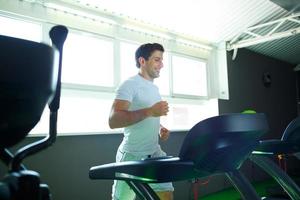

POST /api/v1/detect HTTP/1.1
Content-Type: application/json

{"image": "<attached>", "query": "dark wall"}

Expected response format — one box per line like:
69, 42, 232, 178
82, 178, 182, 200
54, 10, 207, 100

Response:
218, 48, 300, 182
219, 48, 298, 139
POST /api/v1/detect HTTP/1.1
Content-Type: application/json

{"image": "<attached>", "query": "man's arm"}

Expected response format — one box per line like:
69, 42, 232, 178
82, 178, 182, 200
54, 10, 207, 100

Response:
109, 99, 169, 129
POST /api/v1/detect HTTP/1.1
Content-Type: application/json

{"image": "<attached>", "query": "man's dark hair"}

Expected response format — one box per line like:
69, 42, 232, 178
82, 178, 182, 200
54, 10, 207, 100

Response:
135, 43, 164, 68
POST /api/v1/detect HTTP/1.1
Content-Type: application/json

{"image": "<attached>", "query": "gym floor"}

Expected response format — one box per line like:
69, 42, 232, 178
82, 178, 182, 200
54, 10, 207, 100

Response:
201, 177, 300, 200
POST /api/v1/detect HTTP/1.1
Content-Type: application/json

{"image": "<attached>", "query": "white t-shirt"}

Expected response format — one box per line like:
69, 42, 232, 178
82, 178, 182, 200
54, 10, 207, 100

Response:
115, 74, 161, 155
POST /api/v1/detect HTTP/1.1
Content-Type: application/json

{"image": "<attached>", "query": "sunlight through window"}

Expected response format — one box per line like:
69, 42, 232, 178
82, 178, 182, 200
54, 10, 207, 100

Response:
172, 55, 207, 97
62, 32, 114, 86
0, 16, 42, 42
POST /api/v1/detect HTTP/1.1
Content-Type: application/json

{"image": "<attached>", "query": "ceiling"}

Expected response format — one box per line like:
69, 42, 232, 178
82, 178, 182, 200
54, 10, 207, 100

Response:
43, 0, 300, 65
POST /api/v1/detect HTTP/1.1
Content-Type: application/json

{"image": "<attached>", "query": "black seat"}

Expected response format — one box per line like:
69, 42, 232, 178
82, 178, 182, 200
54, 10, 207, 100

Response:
0, 35, 59, 149
254, 116, 300, 155
90, 113, 269, 200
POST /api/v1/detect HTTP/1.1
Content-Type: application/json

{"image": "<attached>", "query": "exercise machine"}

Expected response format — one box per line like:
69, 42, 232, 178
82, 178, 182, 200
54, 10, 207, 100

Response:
89, 113, 269, 200
0, 25, 68, 200
251, 116, 300, 200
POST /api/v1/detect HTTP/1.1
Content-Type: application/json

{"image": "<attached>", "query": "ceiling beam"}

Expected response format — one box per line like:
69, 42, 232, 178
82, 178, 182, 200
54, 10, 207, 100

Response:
227, 12, 300, 51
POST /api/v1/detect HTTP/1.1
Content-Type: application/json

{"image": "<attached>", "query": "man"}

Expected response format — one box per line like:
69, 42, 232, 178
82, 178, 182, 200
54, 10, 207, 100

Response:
109, 43, 174, 200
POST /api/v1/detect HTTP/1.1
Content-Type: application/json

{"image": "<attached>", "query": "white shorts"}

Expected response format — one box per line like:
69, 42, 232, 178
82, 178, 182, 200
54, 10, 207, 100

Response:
112, 147, 174, 200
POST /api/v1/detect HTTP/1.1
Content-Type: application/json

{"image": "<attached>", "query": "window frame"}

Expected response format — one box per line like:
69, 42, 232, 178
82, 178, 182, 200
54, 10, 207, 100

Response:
60, 28, 117, 91
0, 14, 43, 42
169, 52, 209, 100
0, 12, 218, 135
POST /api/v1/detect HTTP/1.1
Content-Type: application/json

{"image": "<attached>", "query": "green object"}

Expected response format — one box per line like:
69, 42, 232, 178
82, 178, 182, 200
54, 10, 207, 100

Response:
242, 110, 257, 114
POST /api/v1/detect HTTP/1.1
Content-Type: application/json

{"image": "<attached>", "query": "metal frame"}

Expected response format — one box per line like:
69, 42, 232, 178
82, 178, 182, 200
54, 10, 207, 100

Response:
250, 155, 300, 200
126, 181, 160, 200
227, 12, 300, 59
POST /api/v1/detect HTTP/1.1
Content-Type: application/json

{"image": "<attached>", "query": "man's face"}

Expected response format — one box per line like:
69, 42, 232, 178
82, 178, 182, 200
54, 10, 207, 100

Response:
143, 50, 164, 80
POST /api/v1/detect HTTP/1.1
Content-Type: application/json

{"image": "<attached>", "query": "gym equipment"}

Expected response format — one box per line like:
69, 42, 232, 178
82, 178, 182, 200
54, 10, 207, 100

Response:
89, 113, 269, 200
0, 25, 68, 200
251, 116, 300, 200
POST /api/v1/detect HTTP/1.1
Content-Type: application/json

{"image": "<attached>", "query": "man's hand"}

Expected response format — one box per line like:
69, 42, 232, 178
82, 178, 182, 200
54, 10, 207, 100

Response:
149, 101, 169, 117
159, 125, 170, 141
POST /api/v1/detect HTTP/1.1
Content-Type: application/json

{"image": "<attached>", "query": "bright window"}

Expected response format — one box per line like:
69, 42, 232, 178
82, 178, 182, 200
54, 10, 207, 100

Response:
161, 99, 218, 130
31, 90, 118, 135
31, 39, 213, 135
0, 16, 42, 42
62, 31, 114, 87
172, 55, 208, 97
0, 15, 217, 135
